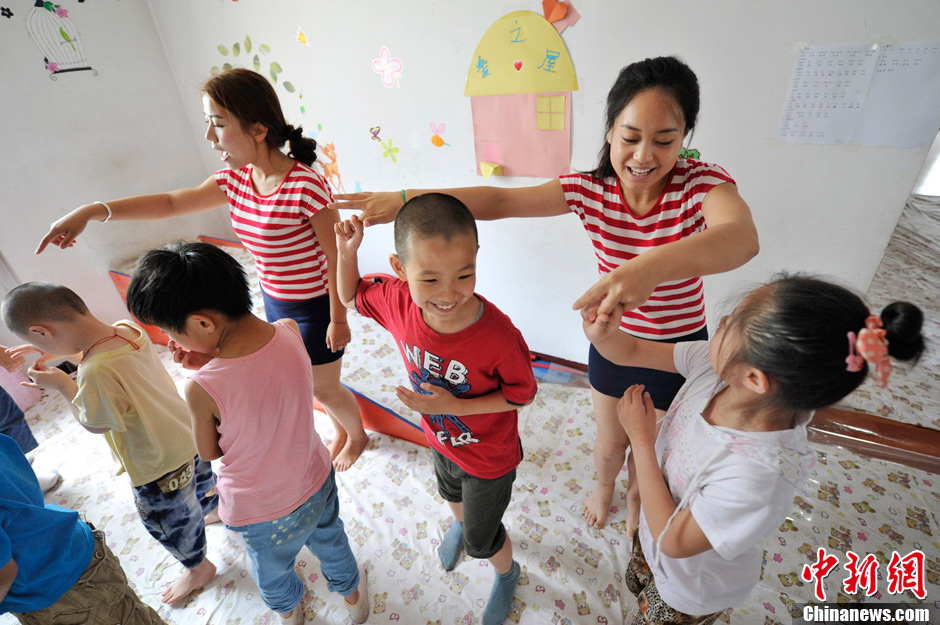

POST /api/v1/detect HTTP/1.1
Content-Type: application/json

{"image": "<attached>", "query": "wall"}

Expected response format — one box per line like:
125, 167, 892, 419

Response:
147, 0, 940, 362
0, 0, 232, 346
7, 0, 938, 361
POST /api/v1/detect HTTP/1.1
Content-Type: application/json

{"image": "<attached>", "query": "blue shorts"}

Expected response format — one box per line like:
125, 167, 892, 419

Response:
132, 457, 218, 569
262, 292, 344, 366
588, 327, 709, 410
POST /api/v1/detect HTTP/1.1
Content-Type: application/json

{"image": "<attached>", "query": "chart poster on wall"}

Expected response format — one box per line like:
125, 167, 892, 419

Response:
465, 9, 578, 178
780, 41, 940, 148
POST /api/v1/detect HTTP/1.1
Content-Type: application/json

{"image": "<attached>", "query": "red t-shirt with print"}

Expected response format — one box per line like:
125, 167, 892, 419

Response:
356, 278, 537, 479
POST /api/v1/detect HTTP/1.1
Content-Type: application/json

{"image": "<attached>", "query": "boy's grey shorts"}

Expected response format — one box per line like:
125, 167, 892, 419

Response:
432, 450, 516, 559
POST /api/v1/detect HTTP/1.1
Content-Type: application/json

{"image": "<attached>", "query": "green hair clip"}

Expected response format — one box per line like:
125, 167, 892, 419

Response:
679, 147, 700, 160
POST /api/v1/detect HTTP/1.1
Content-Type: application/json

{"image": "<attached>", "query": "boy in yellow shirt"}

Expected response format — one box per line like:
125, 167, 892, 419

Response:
1, 282, 218, 604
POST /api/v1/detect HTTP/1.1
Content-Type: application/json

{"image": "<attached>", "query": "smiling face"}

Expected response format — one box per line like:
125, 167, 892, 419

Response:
606, 87, 686, 194
202, 94, 265, 169
391, 232, 479, 332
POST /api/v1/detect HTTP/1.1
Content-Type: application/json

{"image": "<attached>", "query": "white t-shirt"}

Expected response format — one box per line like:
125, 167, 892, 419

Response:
637, 341, 814, 616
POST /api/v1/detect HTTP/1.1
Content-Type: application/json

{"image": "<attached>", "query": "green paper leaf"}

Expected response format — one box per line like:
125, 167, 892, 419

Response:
222, 63, 233, 72
244, 36, 252, 54
252, 54, 260, 72
217, 44, 229, 56
210, 66, 220, 75
232, 42, 240, 56
269, 70, 278, 83
283, 81, 295, 93
270, 62, 282, 74
259, 43, 271, 54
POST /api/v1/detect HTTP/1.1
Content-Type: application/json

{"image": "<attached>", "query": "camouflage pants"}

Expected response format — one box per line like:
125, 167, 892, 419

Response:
14, 528, 166, 625
625, 535, 727, 625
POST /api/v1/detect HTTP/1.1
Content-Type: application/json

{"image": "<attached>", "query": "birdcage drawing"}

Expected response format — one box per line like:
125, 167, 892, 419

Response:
26, 1, 95, 79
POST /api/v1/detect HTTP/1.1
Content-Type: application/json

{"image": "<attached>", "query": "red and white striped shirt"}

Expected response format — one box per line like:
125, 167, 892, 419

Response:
215, 162, 330, 301
560, 159, 735, 340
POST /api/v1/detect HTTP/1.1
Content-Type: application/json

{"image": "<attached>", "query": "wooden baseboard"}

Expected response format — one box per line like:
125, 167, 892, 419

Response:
811, 407, 940, 474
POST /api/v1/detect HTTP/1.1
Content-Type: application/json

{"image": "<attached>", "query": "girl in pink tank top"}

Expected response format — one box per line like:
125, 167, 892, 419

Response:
126, 242, 369, 623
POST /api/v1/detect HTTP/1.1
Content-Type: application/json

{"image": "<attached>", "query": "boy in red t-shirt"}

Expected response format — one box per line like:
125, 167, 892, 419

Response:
335, 193, 537, 625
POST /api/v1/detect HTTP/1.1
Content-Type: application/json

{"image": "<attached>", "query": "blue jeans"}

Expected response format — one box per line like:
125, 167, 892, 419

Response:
228, 471, 359, 613
132, 457, 218, 568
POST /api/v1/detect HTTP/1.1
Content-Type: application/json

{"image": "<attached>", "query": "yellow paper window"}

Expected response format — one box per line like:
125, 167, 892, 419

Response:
536, 95, 565, 130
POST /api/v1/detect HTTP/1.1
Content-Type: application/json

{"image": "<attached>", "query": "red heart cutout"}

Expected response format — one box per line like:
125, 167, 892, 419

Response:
514, 61, 523, 71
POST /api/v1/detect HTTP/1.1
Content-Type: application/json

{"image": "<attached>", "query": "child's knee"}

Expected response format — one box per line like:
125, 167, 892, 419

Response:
464, 523, 507, 560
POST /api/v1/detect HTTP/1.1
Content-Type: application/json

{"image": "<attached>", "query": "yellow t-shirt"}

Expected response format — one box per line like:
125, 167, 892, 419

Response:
72, 320, 196, 487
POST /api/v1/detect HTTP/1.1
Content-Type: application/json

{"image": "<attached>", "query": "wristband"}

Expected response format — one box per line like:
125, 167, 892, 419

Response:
96, 201, 113, 223
400, 189, 407, 206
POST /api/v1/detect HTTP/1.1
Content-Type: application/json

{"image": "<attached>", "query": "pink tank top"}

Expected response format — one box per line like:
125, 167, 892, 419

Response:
191, 321, 331, 526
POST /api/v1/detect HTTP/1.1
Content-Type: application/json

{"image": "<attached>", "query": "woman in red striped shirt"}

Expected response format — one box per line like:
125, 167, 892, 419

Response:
333, 57, 759, 530
36, 69, 368, 472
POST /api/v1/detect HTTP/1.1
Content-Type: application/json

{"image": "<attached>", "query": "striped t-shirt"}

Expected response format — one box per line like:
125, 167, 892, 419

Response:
560, 159, 735, 339
214, 162, 330, 301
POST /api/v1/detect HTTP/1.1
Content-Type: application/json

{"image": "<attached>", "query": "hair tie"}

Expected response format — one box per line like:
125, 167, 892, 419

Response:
848, 314, 892, 387
285, 125, 304, 142
844, 331, 864, 372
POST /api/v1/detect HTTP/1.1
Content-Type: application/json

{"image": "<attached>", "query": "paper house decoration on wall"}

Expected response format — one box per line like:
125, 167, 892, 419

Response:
465, 10, 578, 178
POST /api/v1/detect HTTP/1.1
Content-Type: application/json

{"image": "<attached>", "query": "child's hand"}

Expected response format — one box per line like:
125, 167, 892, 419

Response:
24, 362, 72, 392
334, 214, 365, 256
618, 384, 658, 448
325, 321, 350, 352
166, 339, 216, 370
0, 344, 41, 372
582, 302, 624, 344
573, 261, 657, 323
396, 384, 459, 416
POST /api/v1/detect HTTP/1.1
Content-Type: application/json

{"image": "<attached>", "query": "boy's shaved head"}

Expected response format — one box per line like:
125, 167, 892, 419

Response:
2, 282, 89, 335
394, 193, 478, 262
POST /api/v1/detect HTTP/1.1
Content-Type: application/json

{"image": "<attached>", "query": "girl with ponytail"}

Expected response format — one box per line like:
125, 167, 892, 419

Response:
583, 274, 924, 623
37, 68, 368, 472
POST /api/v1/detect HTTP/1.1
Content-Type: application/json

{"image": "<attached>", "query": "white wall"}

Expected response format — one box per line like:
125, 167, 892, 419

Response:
7, 1, 938, 361
0, 0, 231, 346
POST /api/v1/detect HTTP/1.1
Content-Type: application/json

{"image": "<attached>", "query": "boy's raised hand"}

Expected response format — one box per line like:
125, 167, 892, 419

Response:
330, 191, 402, 227
618, 384, 658, 447
334, 214, 365, 255
24, 360, 72, 392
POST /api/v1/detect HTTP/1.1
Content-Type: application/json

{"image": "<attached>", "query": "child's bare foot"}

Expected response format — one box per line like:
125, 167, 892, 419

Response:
161, 558, 216, 604
203, 508, 221, 526
327, 428, 348, 461
582, 483, 615, 529
333, 433, 368, 472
